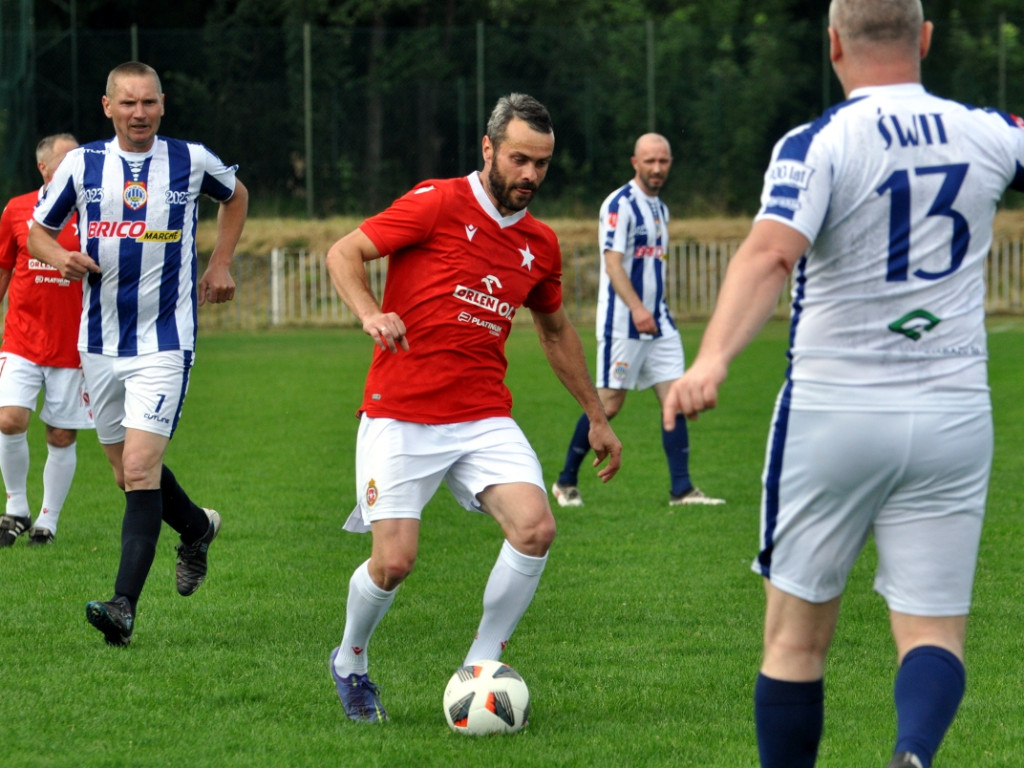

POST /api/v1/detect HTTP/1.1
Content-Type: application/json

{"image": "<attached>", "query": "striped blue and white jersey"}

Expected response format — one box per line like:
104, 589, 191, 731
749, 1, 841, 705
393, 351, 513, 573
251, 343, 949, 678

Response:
33, 136, 238, 357
757, 83, 1024, 411
595, 179, 678, 341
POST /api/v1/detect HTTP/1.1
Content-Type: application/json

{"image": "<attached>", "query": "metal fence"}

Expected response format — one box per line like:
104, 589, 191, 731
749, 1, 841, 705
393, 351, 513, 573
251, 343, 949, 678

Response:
191, 239, 1024, 332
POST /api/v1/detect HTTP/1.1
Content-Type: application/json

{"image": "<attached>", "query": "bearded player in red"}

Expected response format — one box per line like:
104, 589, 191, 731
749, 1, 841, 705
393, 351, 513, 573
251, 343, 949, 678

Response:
0, 134, 93, 547
325, 93, 622, 722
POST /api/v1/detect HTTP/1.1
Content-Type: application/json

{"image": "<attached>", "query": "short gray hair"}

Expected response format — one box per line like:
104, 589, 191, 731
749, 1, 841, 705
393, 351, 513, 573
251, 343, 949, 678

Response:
829, 0, 923, 45
486, 93, 554, 149
36, 133, 77, 164
106, 61, 162, 98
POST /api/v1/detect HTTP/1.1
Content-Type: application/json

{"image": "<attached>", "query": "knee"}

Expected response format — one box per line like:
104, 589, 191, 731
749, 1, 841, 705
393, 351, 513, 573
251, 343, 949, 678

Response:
0, 408, 29, 435
46, 428, 77, 448
510, 512, 557, 557
370, 552, 416, 591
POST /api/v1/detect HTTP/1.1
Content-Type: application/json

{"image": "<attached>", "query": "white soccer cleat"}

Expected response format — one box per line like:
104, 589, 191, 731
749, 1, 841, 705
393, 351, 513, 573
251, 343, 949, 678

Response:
551, 482, 583, 507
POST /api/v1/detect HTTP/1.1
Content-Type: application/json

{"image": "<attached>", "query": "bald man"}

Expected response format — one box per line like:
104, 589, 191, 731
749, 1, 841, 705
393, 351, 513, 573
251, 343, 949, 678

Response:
662, 1, 1024, 766
553, 133, 723, 509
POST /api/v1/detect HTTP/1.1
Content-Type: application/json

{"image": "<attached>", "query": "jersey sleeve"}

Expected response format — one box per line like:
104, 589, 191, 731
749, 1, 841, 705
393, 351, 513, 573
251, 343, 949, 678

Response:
755, 121, 834, 244
0, 202, 19, 270
524, 230, 564, 314
601, 191, 633, 256
197, 145, 239, 203
359, 182, 443, 257
33, 162, 78, 232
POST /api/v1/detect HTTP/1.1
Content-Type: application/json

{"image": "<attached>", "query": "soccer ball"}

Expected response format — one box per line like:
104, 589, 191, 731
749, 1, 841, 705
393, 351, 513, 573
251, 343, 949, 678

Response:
443, 660, 530, 735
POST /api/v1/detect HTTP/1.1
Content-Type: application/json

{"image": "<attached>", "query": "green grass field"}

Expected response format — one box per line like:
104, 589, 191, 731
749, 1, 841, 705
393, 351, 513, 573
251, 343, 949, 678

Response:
2, 320, 1022, 767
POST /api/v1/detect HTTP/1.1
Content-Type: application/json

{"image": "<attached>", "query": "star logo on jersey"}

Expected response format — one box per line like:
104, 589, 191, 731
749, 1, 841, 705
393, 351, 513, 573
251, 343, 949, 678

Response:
519, 244, 536, 271
465, 224, 478, 241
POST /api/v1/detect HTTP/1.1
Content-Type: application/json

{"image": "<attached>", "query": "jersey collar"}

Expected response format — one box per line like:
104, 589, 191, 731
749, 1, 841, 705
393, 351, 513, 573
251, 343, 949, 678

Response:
468, 172, 529, 229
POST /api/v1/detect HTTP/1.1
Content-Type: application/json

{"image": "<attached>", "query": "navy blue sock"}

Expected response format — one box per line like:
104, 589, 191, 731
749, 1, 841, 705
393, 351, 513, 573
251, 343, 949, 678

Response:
754, 673, 824, 768
557, 413, 591, 486
159, 465, 208, 544
113, 489, 163, 613
893, 646, 965, 768
662, 417, 692, 496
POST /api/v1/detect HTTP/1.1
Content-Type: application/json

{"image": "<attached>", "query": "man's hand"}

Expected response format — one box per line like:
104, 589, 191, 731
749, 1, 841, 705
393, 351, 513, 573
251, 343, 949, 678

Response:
587, 421, 623, 482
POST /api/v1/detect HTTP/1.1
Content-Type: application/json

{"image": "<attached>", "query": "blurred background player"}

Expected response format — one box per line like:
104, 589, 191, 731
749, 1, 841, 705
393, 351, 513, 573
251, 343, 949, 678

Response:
0, 133, 93, 547
552, 133, 722, 508
325, 93, 621, 722
29, 62, 248, 646
663, 1, 1024, 766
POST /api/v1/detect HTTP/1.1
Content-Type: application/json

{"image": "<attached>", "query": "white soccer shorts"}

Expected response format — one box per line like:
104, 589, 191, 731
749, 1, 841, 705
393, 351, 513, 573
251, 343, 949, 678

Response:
595, 334, 684, 390
344, 416, 545, 533
756, 406, 991, 616
81, 350, 193, 444
0, 352, 94, 429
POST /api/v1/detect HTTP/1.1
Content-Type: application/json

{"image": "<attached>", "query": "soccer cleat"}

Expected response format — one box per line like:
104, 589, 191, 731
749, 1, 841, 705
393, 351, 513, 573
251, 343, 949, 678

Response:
175, 508, 221, 596
669, 487, 726, 506
86, 597, 134, 646
886, 752, 924, 768
551, 482, 583, 507
26, 527, 55, 546
0, 514, 32, 547
329, 646, 388, 722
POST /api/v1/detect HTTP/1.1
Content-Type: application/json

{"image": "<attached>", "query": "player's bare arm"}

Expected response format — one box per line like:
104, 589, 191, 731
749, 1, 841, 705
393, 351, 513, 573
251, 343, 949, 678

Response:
662, 219, 807, 429
326, 227, 408, 354
0, 267, 12, 303
26, 223, 100, 282
604, 248, 656, 334
532, 306, 622, 481
198, 179, 248, 306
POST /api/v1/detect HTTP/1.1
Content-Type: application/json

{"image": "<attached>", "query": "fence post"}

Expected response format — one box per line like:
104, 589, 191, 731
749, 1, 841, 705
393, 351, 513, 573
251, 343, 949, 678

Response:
271, 247, 283, 326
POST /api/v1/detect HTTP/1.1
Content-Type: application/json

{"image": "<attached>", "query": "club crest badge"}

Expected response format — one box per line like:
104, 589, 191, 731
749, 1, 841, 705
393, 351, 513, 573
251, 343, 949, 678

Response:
123, 180, 148, 210
366, 479, 378, 507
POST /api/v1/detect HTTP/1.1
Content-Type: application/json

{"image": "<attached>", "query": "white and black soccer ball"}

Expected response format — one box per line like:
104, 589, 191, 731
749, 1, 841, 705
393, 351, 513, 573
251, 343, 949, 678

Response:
443, 660, 530, 735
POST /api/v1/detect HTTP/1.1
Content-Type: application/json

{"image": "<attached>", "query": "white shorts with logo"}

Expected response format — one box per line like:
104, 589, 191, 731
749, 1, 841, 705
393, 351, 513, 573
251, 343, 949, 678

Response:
0, 352, 94, 429
344, 416, 545, 533
757, 402, 991, 616
595, 334, 684, 390
81, 350, 193, 444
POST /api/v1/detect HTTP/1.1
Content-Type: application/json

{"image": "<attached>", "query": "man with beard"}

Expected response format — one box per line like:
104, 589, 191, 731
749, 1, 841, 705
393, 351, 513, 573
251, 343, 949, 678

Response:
324, 92, 622, 722
552, 134, 723, 509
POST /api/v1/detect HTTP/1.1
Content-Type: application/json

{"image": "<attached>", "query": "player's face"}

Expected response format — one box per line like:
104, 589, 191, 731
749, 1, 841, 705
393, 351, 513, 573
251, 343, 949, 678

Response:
632, 140, 672, 196
103, 74, 165, 153
482, 118, 554, 216
38, 138, 79, 185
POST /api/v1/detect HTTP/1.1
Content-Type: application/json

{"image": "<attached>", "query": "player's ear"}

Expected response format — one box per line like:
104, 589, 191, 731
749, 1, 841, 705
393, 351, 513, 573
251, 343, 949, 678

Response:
920, 21, 934, 60
827, 26, 842, 64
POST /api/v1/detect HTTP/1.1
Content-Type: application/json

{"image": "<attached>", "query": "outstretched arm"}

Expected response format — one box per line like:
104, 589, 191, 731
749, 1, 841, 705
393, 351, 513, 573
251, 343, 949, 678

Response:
533, 306, 622, 481
662, 219, 809, 428
326, 227, 408, 353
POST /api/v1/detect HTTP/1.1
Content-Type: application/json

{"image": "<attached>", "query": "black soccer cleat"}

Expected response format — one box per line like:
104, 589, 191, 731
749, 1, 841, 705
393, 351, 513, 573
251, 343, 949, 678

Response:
175, 509, 221, 596
86, 597, 134, 646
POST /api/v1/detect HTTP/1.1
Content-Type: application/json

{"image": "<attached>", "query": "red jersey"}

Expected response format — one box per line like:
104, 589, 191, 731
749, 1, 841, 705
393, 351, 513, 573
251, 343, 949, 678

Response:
0, 189, 82, 368
359, 173, 563, 423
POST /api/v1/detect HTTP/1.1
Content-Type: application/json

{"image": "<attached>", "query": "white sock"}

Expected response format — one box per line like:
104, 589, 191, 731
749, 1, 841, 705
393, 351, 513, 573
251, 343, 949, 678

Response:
0, 431, 31, 519
334, 559, 396, 677
463, 540, 548, 665
37, 442, 77, 534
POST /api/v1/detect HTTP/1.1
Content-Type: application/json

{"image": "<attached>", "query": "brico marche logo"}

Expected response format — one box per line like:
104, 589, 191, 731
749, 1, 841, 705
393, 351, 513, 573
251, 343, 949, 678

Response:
87, 220, 181, 242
